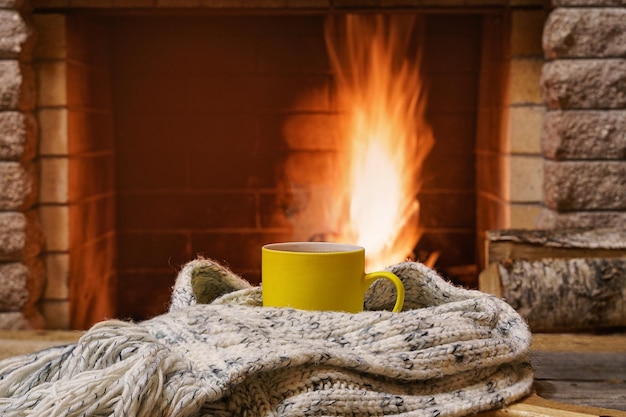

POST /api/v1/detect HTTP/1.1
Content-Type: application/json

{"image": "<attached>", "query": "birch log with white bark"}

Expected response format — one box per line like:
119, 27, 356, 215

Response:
480, 257, 626, 332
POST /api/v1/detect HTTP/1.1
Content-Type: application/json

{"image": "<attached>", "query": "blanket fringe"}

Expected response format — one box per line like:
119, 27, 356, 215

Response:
0, 321, 210, 417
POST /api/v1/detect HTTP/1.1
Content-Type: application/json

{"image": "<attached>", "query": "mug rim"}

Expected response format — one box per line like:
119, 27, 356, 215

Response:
263, 242, 364, 254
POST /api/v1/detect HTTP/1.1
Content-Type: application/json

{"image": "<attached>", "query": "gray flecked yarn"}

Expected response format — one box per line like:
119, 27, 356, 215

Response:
0, 259, 533, 417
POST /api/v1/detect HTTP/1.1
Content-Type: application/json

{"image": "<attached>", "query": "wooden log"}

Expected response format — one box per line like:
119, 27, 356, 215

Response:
479, 257, 626, 332
486, 228, 626, 265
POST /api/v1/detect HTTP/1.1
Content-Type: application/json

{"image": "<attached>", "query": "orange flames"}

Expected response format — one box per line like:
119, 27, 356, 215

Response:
325, 15, 434, 270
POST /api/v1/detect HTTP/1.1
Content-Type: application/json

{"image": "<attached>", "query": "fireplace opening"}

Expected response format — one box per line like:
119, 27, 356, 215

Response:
51, 10, 491, 327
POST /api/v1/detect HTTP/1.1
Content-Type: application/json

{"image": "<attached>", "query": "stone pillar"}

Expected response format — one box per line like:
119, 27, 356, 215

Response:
0, 0, 45, 329
539, 1, 626, 228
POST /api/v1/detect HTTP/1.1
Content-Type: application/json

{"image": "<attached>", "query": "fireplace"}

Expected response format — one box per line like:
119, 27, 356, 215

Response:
1, 0, 624, 330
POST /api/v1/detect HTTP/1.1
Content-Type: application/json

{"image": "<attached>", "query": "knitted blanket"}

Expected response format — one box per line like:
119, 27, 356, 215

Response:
0, 259, 533, 417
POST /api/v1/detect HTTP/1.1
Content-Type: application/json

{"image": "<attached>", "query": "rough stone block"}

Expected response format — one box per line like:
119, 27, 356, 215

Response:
0, 258, 45, 311
0, 60, 36, 111
542, 110, 626, 160
0, 311, 30, 330
542, 59, 626, 109
544, 8, 626, 58
544, 160, 626, 210
0, 210, 43, 260
0, 262, 28, 311
0, 161, 35, 210
538, 207, 626, 229
0, 212, 25, 260
0, 9, 32, 59
0, 111, 37, 160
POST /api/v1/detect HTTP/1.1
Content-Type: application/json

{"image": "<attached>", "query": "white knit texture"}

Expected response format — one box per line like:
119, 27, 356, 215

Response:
0, 259, 533, 416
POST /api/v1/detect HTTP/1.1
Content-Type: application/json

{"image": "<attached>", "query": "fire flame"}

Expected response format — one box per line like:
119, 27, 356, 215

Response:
325, 15, 434, 270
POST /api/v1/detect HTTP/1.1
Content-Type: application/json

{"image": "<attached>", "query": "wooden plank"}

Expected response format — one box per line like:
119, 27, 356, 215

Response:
479, 394, 626, 417
523, 395, 626, 417
527, 335, 626, 412
531, 333, 626, 353
529, 351, 626, 381
534, 380, 626, 411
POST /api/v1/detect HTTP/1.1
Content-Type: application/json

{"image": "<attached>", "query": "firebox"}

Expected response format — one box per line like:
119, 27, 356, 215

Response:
6, 1, 558, 330
112, 12, 483, 322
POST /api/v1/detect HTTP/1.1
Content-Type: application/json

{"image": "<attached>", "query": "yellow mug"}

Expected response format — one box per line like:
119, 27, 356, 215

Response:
261, 242, 405, 313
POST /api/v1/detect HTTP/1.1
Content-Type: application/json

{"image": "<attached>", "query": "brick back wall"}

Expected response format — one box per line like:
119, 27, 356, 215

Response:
416, 15, 481, 277
111, 15, 318, 319
66, 16, 117, 329
33, 13, 118, 329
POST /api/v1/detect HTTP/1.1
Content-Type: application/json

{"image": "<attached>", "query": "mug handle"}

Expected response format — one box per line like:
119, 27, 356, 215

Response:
363, 271, 405, 312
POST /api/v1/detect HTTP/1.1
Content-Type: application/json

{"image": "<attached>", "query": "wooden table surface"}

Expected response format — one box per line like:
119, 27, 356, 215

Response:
1, 331, 625, 416
529, 333, 626, 412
